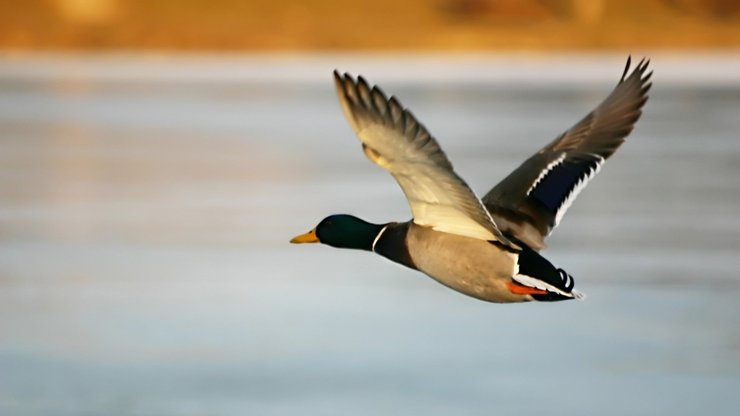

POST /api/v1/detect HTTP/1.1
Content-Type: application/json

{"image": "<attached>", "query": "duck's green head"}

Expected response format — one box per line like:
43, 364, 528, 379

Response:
290, 214, 384, 251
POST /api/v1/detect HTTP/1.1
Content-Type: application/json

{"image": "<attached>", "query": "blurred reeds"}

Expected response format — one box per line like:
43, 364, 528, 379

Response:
1, 0, 740, 50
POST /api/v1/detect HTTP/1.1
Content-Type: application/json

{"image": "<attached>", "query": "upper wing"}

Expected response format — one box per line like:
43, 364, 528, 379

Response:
334, 71, 516, 247
482, 57, 652, 250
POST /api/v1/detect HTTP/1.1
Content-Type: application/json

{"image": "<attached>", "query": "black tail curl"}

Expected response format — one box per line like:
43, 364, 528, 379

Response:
517, 246, 578, 302
531, 268, 577, 302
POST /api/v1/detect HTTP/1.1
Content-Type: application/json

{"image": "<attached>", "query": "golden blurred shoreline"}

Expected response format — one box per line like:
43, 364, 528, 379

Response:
1, 0, 740, 51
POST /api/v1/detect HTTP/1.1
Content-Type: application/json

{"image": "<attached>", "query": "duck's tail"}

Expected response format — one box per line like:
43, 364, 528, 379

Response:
511, 246, 585, 302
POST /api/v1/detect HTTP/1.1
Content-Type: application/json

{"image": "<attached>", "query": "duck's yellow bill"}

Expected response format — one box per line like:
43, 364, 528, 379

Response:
290, 229, 319, 244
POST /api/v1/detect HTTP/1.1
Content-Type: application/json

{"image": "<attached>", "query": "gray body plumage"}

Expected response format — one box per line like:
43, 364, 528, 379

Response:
402, 224, 526, 303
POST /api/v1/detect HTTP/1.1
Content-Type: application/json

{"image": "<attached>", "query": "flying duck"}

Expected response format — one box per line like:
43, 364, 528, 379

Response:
291, 57, 652, 303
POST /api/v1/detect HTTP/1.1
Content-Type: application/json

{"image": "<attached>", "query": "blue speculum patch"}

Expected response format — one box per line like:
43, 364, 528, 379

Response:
531, 159, 599, 212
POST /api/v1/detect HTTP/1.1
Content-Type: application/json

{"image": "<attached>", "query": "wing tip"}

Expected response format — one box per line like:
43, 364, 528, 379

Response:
333, 69, 349, 97
620, 55, 653, 86
333, 69, 351, 86
620, 55, 632, 81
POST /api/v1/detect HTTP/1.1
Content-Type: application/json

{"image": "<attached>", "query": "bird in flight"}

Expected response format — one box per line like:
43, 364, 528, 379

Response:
292, 57, 652, 303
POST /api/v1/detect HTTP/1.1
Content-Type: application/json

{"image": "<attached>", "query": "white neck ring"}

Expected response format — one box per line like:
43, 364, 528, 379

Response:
371, 225, 389, 253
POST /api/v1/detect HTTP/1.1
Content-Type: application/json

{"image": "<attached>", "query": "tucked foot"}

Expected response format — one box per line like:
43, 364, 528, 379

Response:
507, 280, 548, 295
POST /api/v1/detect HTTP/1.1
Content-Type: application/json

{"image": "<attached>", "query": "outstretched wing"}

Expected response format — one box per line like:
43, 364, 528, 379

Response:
334, 71, 516, 247
482, 57, 652, 250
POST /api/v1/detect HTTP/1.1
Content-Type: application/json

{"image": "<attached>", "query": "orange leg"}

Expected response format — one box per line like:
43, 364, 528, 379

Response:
507, 281, 548, 295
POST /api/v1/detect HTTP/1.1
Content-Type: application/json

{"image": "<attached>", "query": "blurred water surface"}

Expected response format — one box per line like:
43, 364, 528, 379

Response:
0, 54, 739, 416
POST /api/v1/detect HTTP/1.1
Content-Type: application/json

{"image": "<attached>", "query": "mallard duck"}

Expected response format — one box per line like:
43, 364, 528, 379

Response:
291, 57, 652, 303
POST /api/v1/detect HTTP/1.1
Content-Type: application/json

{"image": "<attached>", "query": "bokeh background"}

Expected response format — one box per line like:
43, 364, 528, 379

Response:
1, 1, 739, 416
2, 0, 740, 50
